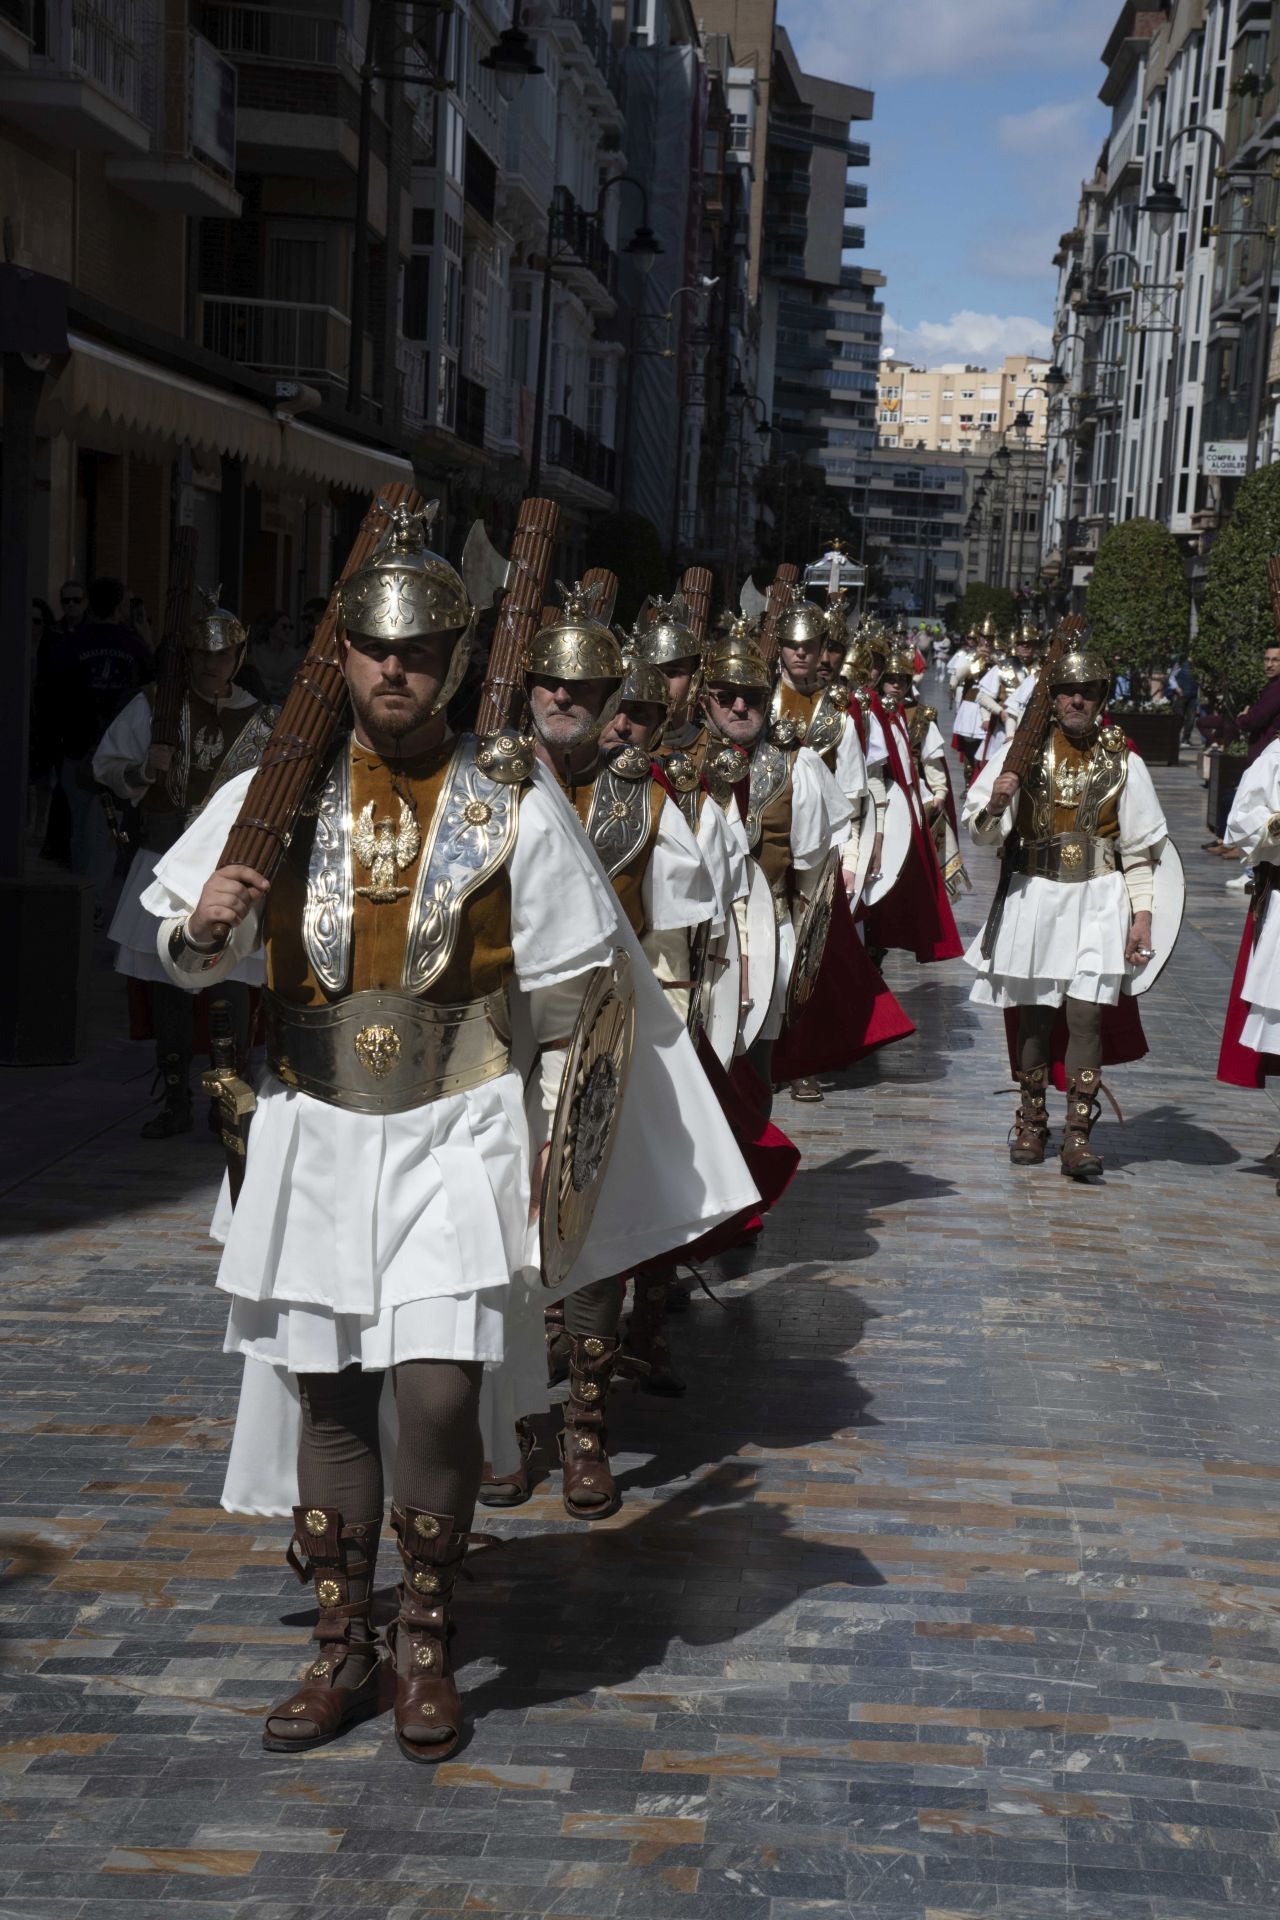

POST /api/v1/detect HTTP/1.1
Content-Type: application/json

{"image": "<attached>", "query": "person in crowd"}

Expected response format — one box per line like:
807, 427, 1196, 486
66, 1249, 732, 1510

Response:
1170, 658, 1199, 744
1236, 643, 1280, 765
54, 579, 87, 634
246, 608, 303, 705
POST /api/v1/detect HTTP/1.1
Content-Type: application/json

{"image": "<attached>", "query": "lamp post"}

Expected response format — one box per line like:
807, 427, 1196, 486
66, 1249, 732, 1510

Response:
528, 174, 662, 495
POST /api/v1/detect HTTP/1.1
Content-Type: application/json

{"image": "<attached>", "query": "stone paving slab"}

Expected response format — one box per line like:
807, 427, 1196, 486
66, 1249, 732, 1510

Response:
2, 704, 1280, 1917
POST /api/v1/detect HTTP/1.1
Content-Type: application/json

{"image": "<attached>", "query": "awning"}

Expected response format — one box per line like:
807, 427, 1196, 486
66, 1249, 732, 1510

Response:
37, 332, 414, 496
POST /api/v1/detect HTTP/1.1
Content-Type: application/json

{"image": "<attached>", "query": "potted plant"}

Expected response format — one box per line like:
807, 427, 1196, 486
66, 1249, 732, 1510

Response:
1087, 518, 1190, 765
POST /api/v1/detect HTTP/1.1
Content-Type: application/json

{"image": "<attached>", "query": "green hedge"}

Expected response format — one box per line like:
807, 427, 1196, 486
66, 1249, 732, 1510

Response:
955, 583, 1017, 634
1086, 517, 1189, 678
1195, 460, 1280, 710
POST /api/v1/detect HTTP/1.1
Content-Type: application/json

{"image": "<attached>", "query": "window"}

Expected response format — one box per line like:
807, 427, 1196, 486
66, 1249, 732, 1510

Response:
941, 388, 953, 399
403, 254, 432, 341
961, 388, 975, 400
939, 413, 952, 424
729, 111, 751, 152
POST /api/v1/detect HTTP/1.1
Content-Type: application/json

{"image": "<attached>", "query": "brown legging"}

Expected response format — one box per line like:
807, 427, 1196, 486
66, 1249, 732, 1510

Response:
563, 1277, 626, 1340
296, 1360, 484, 1533
1017, 998, 1103, 1079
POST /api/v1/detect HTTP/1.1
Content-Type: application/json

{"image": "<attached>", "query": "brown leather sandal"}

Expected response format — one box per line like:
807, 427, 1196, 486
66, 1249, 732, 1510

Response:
1061, 1067, 1106, 1179
261, 1507, 384, 1753
558, 1333, 621, 1520
1008, 1066, 1050, 1165
477, 1418, 536, 1508
386, 1504, 494, 1765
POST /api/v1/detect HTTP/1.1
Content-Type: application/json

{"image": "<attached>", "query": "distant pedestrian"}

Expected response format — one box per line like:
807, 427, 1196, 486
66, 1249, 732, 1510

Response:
1236, 642, 1280, 765
245, 608, 302, 704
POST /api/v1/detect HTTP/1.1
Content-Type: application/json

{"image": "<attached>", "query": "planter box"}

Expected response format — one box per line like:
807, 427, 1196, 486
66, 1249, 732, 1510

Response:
0, 871, 92, 1065
1118, 709, 1182, 767
1207, 749, 1247, 840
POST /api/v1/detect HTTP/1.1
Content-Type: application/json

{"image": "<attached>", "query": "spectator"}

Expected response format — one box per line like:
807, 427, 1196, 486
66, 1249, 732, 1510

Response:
246, 607, 302, 704
1170, 657, 1199, 743
1236, 642, 1280, 764
48, 575, 152, 910
299, 594, 329, 651
55, 579, 87, 633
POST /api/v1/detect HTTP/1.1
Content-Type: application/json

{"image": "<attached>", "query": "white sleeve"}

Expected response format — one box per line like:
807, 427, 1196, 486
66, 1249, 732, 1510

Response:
141, 770, 265, 990
977, 665, 1004, 719
91, 691, 154, 801
1224, 741, 1280, 859
510, 769, 620, 988
833, 713, 868, 804
963, 742, 1014, 844
863, 711, 889, 771
923, 720, 946, 760
642, 793, 718, 933
790, 746, 854, 873
1116, 753, 1168, 859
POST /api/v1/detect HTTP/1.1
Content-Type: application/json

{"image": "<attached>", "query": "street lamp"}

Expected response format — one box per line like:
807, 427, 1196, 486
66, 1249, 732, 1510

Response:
480, 2, 543, 101
1043, 363, 1068, 398
1143, 177, 1184, 237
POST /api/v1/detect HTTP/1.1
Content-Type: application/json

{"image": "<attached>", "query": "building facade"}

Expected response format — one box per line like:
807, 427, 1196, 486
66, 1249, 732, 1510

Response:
877, 355, 1050, 455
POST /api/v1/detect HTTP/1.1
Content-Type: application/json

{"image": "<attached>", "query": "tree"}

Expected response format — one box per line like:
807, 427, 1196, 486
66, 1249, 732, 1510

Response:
1086, 517, 1189, 689
1195, 459, 1280, 710
955, 582, 1017, 634
582, 511, 669, 629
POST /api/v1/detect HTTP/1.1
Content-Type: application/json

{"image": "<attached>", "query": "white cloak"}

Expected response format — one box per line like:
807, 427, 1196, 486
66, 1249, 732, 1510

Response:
759, 746, 854, 1041
94, 687, 265, 986
963, 738, 1167, 1008
143, 754, 758, 1513
1226, 739, 1280, 1053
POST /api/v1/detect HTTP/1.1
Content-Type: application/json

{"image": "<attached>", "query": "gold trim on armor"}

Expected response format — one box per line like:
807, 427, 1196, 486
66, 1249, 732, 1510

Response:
266, 989, 510, 1114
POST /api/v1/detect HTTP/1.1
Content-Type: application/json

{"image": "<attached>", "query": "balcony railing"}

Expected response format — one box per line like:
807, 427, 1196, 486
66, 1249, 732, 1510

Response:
555, 0, 624, 109
842, 223, 865, 249
201, 294, 350, 382
547, 413, 616, 493
196, 3, 352, 69
398, 337, 426, 430
33, 0, 146, 117
552, 185, 616, 299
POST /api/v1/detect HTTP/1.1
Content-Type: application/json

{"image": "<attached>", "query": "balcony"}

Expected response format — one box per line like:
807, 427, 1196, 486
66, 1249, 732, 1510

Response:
107, 30, 241, 215
847, 139, 870, 166
201, 294, 351, 385
197, 4, 353, 69
197, 3, 364, 180
398, 336, 427, 432
548, 0, 624, 122
842, 223, 865, 249
0, 0, 150, 151
501, 103, 554, 231
0, 0, 32, 72
547, 413, 616, 496
844, 181, 867, 209
551, 185, 616, 310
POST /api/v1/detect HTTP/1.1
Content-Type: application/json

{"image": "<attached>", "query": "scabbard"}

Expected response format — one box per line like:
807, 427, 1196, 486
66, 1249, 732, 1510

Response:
980, 831, 1020, 963
202, 998, 256, 1210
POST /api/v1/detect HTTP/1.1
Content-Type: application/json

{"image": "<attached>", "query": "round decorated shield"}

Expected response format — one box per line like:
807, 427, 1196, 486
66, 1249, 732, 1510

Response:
785, 846, 840, 1026
539, 950, 637, 1289
688, 909, 742, 1069
862, 783, 912, 906
738, 858, 780, 1053
1122, 836, 1185, 998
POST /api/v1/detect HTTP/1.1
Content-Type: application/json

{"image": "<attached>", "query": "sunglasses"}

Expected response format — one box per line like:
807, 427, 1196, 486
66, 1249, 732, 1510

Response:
707, 686, 766, 707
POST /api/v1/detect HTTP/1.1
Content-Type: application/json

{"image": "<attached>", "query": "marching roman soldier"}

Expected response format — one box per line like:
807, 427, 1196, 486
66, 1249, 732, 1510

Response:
975, 623, 1040, 769
493, 585, 719, 1521
860, 643, 964, 967
141, 512, 754, 1762
878, 647, 969, 901
964, 645, 1168, 1179
93, 593, 272, 1137
1216, 734, 1280, 1185
950, 624, 991, 781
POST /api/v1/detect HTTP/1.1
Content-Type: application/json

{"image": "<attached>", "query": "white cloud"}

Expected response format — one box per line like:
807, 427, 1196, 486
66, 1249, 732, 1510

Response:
780, 0, 1117, 83
882, 309, 1054, 368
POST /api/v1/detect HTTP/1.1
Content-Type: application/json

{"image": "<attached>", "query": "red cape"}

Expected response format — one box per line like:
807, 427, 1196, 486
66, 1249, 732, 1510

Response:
1002, 996, 1148, 1093
863, 695, 964, 963
773, 882, 915, 1082
1217, 915, 1280, 1087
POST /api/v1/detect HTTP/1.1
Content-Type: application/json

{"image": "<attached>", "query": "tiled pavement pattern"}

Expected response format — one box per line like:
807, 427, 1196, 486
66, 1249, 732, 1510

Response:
4, 698, 1280, 1920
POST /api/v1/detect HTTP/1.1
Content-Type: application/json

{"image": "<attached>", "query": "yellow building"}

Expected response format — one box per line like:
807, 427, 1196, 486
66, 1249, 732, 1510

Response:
877, 354, 1049, 455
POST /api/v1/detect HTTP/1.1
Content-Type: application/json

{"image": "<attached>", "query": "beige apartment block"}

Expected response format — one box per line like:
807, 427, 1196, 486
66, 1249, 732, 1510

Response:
877, 354, 1049, 454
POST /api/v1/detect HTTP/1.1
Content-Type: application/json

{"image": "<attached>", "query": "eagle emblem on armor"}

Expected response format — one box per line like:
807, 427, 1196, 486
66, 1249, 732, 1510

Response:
353, 798, 421, 903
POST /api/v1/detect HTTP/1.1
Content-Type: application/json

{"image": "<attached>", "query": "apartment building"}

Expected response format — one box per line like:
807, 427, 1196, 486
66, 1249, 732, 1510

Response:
877, 355, 1050, 454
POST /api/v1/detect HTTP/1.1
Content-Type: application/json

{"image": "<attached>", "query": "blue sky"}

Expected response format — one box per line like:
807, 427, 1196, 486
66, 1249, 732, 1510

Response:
777, 0, 1121, 366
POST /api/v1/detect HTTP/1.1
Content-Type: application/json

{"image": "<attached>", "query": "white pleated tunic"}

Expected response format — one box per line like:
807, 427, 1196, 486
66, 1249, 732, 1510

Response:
963, 738, 1167, 1008
94, 688, 265, 987
143, 758, 758, 1513
1225, 739, 1280, 1054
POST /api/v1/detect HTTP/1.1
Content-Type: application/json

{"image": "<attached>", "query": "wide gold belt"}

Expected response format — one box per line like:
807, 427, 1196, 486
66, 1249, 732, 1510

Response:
265, 990, 510, 1115
1016, 833, 1117, 883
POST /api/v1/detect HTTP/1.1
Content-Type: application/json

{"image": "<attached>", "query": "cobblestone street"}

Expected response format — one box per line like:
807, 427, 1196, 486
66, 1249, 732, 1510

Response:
4, 722, 1280, 1920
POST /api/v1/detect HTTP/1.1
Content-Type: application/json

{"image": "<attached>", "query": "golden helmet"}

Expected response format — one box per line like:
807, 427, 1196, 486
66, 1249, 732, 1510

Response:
525, 580, 626, 685
824, 588, 851, 647
639, 592, 701, 667
186, 586, 246, 657
1050, 647, 1111, 690
617, 647, 670, 708
703, 615, 771, 693
337, 501, 474, 713
882, 645, 917, 679
777, 588, 828, 653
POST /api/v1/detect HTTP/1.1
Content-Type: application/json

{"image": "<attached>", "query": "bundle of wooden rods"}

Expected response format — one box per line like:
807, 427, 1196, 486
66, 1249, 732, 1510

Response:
475, 496, 561, 736
998, 614, 1084, 788
757, 561, 800, 671
150, 524, 199, 753
579, 566, 620, 628
678, 567, 714, 649
218, 483, 421, 878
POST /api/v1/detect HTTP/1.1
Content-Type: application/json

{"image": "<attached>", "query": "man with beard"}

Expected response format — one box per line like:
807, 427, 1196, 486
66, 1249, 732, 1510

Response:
964, 647, 1167, 1178
140, 514, 692, 1764
93, 592, 272, 1136
485, 589, 718, 1519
